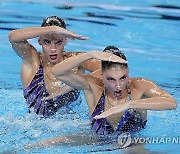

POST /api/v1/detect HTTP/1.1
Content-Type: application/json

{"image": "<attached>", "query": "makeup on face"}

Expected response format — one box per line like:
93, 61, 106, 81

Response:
43, 39, 63, 46
103, 67, 129, 99
41, 39, 64, 63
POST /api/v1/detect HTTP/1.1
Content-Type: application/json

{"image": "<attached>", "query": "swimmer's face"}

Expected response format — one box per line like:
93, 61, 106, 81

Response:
102, 66, 129, 99
39, 34, 67, 64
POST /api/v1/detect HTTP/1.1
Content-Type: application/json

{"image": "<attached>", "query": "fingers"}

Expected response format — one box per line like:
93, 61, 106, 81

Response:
67, 34, 89, 40
94, 115, 103, 119
78, 36, 89, 40
94, 113, 106, 119
90, 51, 127, 64
108, 54, 127, 63
73, 34, 89, 40
42, 96, 52, 101
57, 27, 89, 40
94, 107, 117, 119
42, 93, 59, 101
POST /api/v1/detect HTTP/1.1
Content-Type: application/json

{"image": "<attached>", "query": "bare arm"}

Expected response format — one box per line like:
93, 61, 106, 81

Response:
95, 78, 177, 119
8, 26, 88, 60
24, 133, 98, 149
81, 59, 101, 72
50, 51, 127, 111
90, 69, 102, 78
130, 78, 177, 110
9, 26, 88, 43
64, 51, 101, 73
52, 50, 126, 78
43, 85, 74, 101
50, 51, 126, 92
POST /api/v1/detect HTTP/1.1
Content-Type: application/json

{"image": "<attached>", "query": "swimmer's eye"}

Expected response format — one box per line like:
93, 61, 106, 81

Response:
56, 40, 63, 45
120, 75, 127, 81
43, 39, 51, 45
107, 77, 115, 82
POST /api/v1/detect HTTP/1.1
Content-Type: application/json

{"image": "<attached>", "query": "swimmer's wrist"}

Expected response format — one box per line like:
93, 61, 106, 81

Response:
128, 100, 136, 109
127, 101, 133, 109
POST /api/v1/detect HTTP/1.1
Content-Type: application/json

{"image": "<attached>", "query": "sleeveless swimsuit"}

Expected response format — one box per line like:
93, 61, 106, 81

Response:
90, 91, 147, 135
23, 63, 80, 117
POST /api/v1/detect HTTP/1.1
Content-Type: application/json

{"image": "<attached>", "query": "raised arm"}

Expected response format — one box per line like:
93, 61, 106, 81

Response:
50, 50, 127, 92
80, 59, 101, 72
52, 50, 127, 77
8, 26, 88, 60
95, 78, 177, 119
9, 26, 87, 43
63, 51, 101, 73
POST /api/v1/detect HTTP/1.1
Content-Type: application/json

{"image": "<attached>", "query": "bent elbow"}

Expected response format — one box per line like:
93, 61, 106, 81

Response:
8, 30, 16, 43
8, 31, 13, 43
172, 100, 177, 109
170, 98, 177, 109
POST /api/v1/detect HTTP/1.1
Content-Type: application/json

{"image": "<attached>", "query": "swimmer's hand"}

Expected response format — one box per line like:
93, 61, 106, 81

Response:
94, 103, 130, 119
42, 85, 73, 101
90, 50, 127, 63
94, 109, 114, 119
54, 26, 88, 40
42, 93, 58, 101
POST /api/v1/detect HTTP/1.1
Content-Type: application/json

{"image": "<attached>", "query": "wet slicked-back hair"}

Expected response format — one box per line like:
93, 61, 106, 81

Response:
102, 46, 128, 71
41, 16, 66, 29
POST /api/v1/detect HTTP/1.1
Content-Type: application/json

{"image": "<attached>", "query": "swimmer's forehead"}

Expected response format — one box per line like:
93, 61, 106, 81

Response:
40, 33, 65, 40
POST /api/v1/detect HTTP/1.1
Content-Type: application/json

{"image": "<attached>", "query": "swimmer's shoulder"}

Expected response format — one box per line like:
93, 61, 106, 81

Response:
130, 77, 157, 90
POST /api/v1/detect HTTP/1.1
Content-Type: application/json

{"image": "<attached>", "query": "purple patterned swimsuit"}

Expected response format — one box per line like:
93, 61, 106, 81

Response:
90, 91, 147, 135
23, 63, 80, 117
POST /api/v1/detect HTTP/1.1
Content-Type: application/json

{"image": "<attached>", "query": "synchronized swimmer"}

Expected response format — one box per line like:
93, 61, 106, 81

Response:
8, 12, 177, 150
8, 16, 100, 117
25, 46, 177, 148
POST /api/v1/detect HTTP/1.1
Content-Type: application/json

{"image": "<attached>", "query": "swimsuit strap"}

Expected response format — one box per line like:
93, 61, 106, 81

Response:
90, 92, 105, 121
90, 91, 115, 135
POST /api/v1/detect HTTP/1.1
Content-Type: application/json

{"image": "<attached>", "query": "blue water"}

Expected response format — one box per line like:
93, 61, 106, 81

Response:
0, 0, 180, 153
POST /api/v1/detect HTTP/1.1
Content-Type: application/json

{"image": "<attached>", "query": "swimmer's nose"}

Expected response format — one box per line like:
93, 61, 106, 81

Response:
116, 85, 121, 90
51, 43, 56, 51
115, 82, 121, 90
51, 48, 56, 52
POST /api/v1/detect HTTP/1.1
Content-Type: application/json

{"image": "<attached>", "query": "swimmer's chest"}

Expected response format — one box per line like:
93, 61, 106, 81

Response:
44, 76, 63, 94
105, 103, 125, 130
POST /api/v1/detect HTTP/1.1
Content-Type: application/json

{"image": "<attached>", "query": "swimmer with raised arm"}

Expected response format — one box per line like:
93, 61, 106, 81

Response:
25, 46, 177, 148
52, 45, 176, 132
8, 16, 101, 117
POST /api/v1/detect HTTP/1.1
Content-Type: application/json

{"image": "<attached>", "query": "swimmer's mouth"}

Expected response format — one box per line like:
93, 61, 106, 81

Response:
49, 54, 58, 60
114, 90, 122, 98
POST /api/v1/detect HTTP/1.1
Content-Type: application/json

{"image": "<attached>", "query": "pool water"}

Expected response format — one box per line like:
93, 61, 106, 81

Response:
0, 0, 180, 153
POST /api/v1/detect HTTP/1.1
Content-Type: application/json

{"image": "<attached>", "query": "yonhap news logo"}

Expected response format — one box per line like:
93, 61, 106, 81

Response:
118, 133, 180, 148
117, 133, 132, 148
